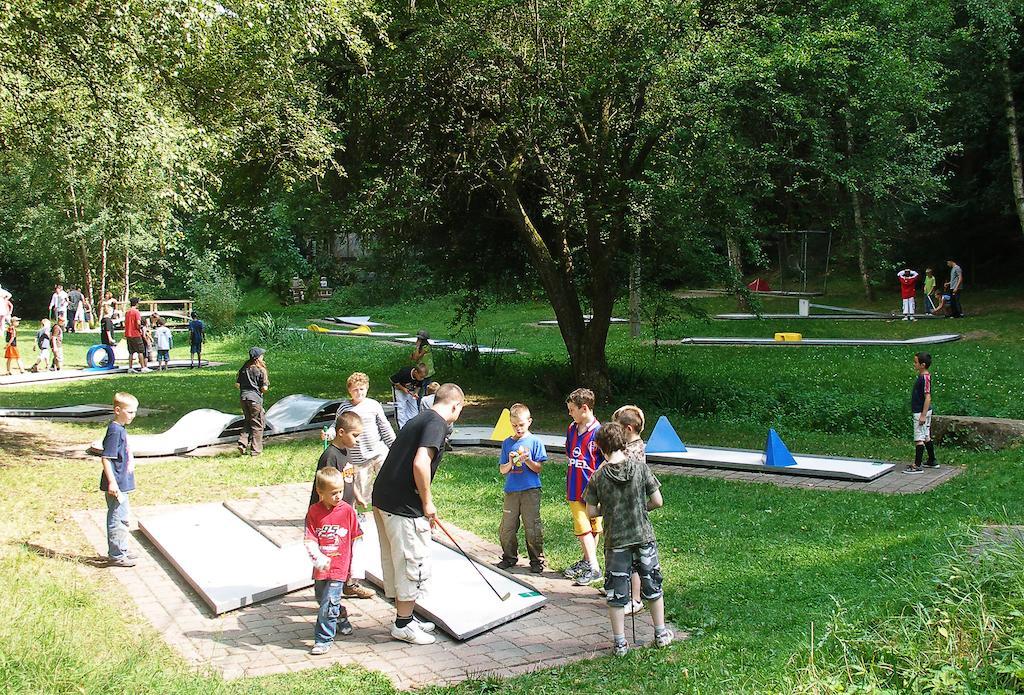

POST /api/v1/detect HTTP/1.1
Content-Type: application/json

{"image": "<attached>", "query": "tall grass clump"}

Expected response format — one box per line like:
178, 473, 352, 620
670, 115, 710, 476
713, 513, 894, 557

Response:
788, 530, 1024, 694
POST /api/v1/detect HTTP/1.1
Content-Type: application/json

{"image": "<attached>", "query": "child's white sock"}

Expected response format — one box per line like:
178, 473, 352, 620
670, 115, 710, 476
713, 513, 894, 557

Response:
613, 634, 626, 645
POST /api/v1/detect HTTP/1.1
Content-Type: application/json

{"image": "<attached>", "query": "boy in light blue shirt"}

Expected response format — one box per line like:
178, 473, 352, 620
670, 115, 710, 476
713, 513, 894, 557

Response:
496, 403, 548, 573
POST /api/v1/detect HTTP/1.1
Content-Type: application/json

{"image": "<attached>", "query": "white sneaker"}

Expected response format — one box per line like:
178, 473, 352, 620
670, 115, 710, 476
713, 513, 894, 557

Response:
413, 616, 435, 633
623, 599, 645, 616
392, 622, 436, 645
140, 367, 152, 373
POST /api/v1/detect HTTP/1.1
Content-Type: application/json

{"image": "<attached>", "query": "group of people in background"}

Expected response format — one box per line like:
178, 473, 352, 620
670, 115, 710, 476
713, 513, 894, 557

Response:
895, 259, 964, 320
48, 284, 91, 332
2, 285, 207, 376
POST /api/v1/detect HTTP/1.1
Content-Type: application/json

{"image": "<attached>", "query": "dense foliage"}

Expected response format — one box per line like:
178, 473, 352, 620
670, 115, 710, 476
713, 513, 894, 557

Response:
2, 0, 1024, 385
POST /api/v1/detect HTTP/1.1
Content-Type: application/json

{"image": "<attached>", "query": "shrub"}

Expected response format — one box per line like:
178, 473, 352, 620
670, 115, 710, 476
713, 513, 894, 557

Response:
187, 262, 241, 332
240, 311, 292, 348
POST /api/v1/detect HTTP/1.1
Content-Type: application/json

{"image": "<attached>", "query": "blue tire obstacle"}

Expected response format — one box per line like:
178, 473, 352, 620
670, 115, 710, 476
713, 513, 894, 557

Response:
86, 344, 116, 370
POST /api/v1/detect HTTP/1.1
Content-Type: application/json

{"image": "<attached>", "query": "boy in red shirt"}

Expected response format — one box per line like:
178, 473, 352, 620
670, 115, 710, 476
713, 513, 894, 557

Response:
304, 467, 363, 655
123, 297, 150, 372
897, 269, 919, 321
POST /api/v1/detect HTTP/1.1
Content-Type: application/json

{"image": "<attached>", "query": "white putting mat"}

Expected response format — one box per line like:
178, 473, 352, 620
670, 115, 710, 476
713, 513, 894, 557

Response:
138, 503, 313, 614
449, 427, 895, 482
359, 517, 546, 640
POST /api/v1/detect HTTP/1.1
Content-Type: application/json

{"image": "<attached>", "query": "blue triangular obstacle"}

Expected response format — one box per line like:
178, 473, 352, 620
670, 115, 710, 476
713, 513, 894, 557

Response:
646, 416, 687, 453
763, 428, 798, 467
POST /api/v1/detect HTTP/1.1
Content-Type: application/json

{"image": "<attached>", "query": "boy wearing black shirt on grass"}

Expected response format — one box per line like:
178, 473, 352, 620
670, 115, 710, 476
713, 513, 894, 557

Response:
904, 352, 937, 474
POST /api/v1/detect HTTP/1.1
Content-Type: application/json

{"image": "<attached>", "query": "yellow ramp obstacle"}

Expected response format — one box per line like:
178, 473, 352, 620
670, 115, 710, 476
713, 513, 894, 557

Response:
307, 324, 329, 333
490, 408, 515, 441
350, 324, 373, 334
774, 332, 802, 342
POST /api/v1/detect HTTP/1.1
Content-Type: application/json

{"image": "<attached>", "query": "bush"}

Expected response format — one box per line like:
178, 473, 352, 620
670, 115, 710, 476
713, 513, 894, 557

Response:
239, 311, 292, 348
187, 262, 241, 332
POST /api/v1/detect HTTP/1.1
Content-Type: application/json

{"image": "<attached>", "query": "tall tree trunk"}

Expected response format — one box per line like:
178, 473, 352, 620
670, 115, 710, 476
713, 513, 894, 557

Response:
628, 251, 641, 338
726, 233, 749, 311
79, 240, 95, 325
122, 236, 131, 304
495, 168, 613, 400
1003, 60, 1024, 237
99, 235, 108, 310
68, 182, 95, 325
853, 216, 874, 302
844, 115, 875, 301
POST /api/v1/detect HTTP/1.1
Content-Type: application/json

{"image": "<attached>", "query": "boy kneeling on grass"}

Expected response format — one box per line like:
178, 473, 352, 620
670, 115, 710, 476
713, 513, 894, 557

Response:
305, 467, 363, 656
585, 422, 673, 656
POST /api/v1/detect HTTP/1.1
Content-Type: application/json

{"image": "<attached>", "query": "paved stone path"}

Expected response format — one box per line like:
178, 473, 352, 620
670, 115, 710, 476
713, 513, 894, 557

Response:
74, 483, 671, 687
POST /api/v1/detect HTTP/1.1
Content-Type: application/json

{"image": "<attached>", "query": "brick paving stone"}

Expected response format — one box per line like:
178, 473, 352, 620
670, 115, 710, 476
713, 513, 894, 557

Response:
73, 482, 678, 688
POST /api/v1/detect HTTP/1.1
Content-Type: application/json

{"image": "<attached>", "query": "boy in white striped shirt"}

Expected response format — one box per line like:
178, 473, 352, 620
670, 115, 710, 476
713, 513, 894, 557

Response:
323, 372, 397, 510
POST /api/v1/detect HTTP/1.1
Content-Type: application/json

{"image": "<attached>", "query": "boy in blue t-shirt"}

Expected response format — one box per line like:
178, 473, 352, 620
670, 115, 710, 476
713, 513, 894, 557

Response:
100, 392, 139, 567
496, 403, 548, 573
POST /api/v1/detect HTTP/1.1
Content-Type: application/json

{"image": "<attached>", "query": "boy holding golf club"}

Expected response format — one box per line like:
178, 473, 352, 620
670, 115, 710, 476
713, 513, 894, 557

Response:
585, 422, 673, 656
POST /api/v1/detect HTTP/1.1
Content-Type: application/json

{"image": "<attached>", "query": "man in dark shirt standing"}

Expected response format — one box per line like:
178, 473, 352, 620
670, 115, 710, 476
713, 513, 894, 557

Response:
66, 286, 83, 333
372, 382, 464, 646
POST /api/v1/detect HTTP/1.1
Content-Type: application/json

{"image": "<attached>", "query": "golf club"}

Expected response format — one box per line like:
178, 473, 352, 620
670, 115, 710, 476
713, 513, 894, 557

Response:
434, 518, 511, 601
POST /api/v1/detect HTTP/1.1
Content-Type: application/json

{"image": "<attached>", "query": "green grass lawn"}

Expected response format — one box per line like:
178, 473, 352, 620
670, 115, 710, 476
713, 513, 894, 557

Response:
1, 285, 1022, 693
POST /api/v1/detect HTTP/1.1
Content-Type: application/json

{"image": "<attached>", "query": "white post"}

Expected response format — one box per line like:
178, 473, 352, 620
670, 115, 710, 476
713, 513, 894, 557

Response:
799, 299, 810, 316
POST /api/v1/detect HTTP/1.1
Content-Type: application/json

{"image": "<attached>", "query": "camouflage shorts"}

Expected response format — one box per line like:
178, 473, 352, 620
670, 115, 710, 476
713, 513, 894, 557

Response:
604, 541, 663, 607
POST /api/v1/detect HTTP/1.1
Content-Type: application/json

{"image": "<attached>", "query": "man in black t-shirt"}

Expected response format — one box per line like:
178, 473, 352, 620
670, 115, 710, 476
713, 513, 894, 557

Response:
372, 382, 464, 646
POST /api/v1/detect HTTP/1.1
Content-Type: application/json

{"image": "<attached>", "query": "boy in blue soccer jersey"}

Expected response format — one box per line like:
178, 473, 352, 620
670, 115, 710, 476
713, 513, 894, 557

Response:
563, 388, 604, 586
495, 403, 548, 573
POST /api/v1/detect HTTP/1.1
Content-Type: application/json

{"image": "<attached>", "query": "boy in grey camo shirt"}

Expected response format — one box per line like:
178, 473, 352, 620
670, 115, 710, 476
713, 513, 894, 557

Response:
585, 422, 673, 656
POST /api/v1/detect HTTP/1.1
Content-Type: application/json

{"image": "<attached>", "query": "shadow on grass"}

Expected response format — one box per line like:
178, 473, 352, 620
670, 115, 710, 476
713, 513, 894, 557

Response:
0, 418, 72, 463
22, 542, 110, 567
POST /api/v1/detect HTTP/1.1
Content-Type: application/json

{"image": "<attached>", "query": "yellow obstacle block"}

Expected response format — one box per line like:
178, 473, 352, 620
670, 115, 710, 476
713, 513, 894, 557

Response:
774, 332, 802, 342
350, 324, 372, 334
490, 408, 515, 441
307, 324, 329, 333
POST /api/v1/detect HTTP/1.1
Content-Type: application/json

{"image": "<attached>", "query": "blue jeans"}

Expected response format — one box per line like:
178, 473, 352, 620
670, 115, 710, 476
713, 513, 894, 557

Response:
313, 580, 349, 646
105, 492, 131, 560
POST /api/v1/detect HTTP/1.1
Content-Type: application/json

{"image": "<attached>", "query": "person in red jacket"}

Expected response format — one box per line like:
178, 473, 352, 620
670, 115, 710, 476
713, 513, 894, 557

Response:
897, 269, 919, 321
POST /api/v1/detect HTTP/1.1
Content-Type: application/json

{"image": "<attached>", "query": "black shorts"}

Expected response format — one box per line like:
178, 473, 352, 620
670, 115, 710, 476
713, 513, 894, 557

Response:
127, 336, 146, 355
603, 541, 663, 607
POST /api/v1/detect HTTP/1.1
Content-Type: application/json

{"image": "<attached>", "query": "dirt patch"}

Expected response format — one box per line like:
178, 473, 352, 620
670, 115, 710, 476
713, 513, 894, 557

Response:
962, 329, 998, 341
0, 417, 92, 464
